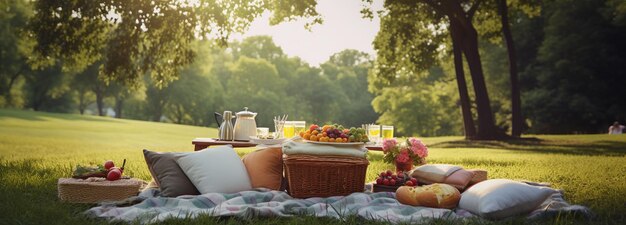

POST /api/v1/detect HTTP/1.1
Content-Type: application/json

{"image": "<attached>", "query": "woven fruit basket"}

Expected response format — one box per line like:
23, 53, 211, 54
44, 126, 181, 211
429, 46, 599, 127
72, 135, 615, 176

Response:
283, 154, 369, 198
58, 177, 143, 203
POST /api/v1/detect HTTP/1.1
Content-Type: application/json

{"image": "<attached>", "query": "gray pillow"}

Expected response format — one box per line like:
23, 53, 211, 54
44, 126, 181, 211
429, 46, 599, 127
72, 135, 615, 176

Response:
143, 149, 200, 197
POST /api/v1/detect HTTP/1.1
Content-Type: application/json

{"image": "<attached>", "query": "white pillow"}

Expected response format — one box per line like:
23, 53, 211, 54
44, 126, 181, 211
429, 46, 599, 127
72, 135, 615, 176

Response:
459, 179, 557, 219
176, 146, 252, 194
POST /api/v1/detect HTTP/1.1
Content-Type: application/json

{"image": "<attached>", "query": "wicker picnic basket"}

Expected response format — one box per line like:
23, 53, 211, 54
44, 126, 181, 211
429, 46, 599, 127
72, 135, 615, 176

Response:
58, 177, 143, 203
283, 154, 369, 198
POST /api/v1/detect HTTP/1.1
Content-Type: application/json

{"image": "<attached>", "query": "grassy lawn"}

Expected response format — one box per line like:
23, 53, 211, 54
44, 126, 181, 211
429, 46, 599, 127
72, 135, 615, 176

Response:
0, 109, 625, 224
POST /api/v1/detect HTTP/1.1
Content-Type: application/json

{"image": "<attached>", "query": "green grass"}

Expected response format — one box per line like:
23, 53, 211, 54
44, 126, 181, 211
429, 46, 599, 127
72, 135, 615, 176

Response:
1, 108, 625, 224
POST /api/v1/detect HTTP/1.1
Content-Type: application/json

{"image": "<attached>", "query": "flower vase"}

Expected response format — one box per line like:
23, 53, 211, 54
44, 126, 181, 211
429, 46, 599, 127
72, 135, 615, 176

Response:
395, 161, 413, 174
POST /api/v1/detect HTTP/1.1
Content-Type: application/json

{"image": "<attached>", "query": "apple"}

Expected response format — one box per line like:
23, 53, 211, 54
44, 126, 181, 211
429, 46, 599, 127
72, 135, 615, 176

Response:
405, 181, 414, 186
376, 178, 383, 185
107, 169, 122, 181
386, 170, 393, 177
410, 178, 418, 184
389, 179, 396, 186
108, 166, 124, 174
104, 160, 115, 170
383, 178, 390, 186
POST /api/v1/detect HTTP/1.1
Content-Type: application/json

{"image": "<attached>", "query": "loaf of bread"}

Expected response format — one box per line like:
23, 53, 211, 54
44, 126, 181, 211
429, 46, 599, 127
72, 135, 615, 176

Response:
395, 183, 461, 209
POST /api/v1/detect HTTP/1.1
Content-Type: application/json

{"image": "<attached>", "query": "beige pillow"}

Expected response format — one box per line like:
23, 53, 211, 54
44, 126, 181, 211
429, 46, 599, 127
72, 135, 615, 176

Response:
242, 147, 283, 190
411, 164, 462, 183
459, 179, 557, 219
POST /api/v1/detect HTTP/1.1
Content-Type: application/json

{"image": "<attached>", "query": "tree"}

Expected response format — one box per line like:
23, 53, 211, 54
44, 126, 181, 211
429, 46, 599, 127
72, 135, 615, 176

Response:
29, 0, 323, 88
223, 56, 291, 128
497, 0, 522, 137
165, 41, 224, 126
523, 0, 626, 133
367, 0, 500, 139
23, 62, 73, 112
321, 50, 378, 127
0, 0, 33, 107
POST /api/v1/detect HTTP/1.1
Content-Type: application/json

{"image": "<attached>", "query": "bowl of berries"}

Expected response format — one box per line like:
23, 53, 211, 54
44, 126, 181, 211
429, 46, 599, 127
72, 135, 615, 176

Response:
373, 170, 419, 192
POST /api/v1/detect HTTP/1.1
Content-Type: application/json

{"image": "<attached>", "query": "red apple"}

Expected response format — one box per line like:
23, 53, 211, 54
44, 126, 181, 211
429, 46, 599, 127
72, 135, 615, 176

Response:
104, 160, 115, 170
389, 179, 396, 186
107, 169, 122, 181
108, 166, 123, 173
376, 178, 383, 185
386, 170, 393, 176
383, 178, 390, 186
405, 181, 414, 186
410, 178, 418, 184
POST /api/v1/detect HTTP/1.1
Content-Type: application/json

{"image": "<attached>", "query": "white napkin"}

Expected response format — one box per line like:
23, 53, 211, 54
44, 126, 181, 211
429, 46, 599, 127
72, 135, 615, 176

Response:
281, 139, 367, 158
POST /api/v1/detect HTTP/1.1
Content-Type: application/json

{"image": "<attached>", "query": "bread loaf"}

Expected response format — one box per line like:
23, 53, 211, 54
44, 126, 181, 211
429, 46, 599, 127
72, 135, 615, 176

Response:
395, 183, 461, 209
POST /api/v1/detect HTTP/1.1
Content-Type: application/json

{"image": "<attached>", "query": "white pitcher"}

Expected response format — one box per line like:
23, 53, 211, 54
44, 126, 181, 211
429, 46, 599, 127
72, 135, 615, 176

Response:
233, 107, 257, 141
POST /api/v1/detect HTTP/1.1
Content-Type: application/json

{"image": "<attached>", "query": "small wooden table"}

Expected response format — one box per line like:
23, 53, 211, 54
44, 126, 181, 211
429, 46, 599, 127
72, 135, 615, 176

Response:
192, 138, 383, 151
192, 138, 257, 151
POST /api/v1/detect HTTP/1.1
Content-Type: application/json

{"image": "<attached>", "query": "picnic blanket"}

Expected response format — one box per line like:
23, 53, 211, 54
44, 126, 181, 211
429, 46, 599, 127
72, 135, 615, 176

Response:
86, 184, 592, 224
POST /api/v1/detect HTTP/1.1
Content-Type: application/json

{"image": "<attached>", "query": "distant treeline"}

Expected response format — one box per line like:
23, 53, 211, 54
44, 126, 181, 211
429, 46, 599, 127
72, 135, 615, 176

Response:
1, 0, 625, 136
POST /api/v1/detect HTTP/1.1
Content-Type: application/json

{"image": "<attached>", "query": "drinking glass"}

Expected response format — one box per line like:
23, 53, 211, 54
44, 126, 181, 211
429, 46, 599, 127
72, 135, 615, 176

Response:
293, 121, 306, 137
382, 125, 394, 139
367, 124, 381, 144
283, 121, 295, 138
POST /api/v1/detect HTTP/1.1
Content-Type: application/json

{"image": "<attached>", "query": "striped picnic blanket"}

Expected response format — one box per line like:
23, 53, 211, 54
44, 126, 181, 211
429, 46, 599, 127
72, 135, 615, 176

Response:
86, 185, 592, 224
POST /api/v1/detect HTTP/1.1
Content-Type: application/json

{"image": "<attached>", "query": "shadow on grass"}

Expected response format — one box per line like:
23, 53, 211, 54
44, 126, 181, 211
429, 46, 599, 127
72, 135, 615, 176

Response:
0, 108, 120, 123
430, 138, 626, 156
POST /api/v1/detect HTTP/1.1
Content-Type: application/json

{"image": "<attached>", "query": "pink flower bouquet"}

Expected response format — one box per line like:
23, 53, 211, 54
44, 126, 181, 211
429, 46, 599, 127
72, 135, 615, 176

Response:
382, 138, 428, 166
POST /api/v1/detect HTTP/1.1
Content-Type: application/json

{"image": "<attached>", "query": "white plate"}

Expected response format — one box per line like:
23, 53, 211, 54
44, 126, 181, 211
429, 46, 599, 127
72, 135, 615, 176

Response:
249, 137, 286, 145
303, 140, 368, 146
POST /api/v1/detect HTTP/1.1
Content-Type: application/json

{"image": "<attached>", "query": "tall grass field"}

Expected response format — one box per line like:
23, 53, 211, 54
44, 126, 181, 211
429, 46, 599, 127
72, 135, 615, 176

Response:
1, 109, 625, 224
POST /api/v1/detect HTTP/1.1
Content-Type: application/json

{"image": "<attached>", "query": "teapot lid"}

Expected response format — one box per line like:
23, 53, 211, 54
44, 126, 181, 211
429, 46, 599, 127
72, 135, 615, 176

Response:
236, 107, 257, 117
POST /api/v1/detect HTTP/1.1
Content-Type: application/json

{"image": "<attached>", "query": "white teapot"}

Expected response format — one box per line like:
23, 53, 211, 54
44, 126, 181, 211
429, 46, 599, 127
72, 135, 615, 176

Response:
233, 107, 257, 141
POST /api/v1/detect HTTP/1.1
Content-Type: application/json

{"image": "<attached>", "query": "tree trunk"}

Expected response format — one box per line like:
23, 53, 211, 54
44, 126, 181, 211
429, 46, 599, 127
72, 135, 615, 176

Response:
96, 93, 104, 116
457, 22, 499, 140
6, 67, 24, 106
151, 107, 162, 122
78, 91, 86, 115
114, 96, 123, 118
498, 0, 522, 137
450, 22, 477, 139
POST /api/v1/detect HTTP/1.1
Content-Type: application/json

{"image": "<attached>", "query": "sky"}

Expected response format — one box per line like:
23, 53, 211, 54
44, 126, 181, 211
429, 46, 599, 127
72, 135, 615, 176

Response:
232, 0, 384, 66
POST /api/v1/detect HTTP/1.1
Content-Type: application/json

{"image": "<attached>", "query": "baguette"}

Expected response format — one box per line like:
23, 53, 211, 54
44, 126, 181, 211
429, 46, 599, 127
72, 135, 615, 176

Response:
395, 183, 461, 209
